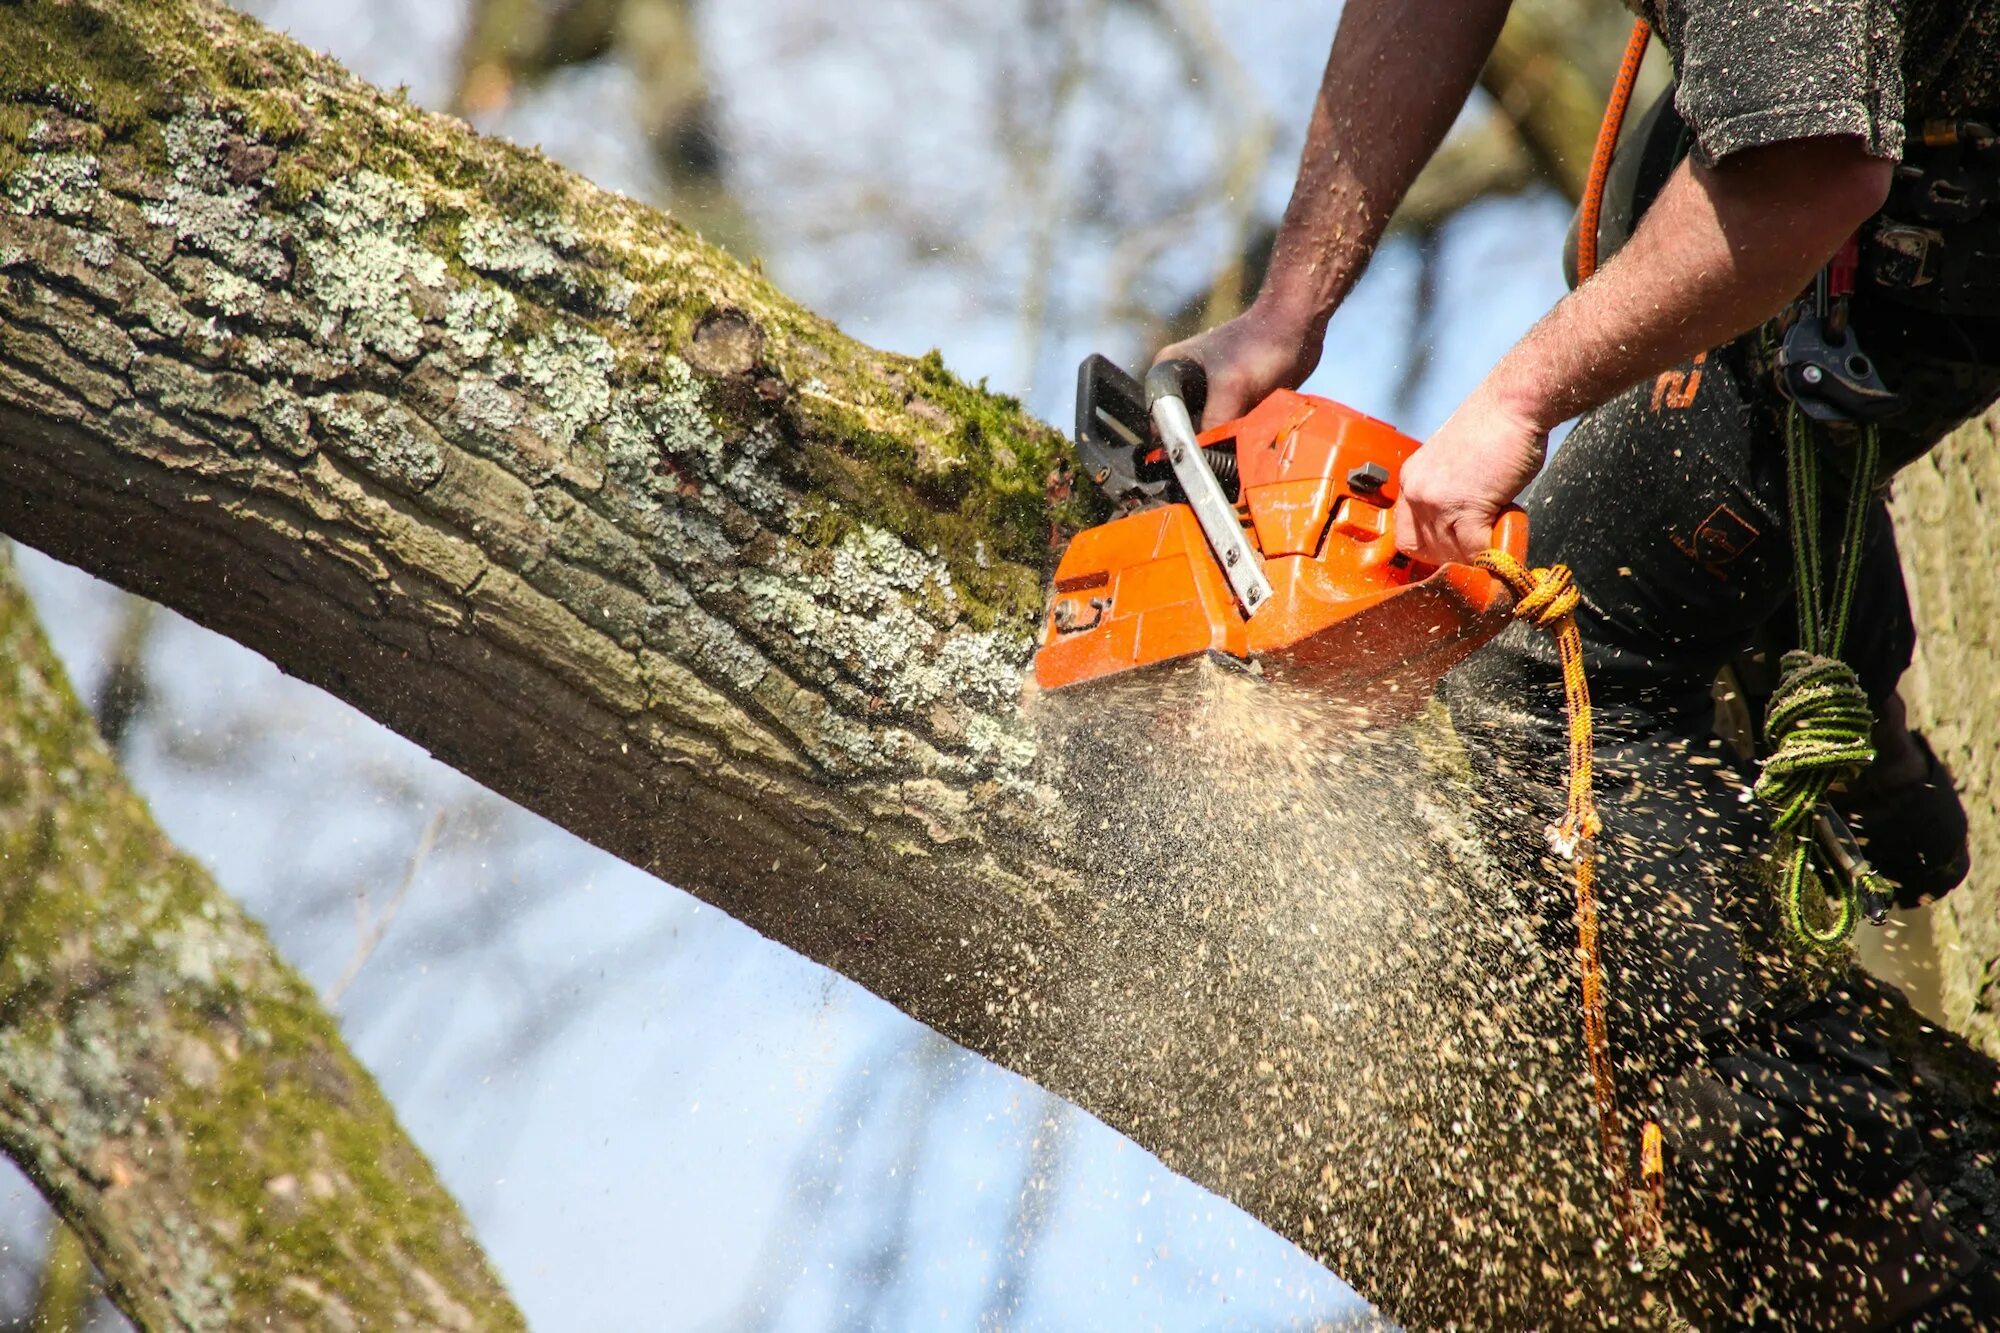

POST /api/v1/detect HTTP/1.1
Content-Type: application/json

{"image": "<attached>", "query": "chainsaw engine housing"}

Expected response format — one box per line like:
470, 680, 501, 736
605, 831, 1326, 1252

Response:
1035, 371, 1527, 712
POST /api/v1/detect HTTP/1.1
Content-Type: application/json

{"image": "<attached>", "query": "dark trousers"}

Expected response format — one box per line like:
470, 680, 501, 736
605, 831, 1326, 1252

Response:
1445, 302, 2000, 1327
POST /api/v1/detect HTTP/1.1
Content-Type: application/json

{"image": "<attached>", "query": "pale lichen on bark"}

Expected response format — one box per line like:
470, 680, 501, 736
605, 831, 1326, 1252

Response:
0, 0, 1090, 1223
0, 2, 1770, 1326
0, 0, 1075, 836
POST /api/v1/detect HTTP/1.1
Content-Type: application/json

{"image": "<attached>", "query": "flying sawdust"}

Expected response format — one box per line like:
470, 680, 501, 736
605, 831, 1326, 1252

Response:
1023, 658, 1675, 1329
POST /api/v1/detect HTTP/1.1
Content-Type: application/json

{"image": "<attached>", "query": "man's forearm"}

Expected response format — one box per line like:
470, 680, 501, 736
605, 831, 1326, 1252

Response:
1258, 0, 1515, 333
1392, 134, 1894, 565
1484, 137, 1894, 432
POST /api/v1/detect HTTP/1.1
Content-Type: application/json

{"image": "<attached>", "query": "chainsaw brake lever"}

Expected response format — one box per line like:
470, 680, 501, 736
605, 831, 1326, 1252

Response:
1074, 354, 1169, 508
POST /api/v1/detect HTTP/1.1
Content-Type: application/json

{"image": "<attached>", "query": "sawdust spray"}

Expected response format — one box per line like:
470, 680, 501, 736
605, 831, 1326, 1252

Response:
1023, 659, 1686, 1329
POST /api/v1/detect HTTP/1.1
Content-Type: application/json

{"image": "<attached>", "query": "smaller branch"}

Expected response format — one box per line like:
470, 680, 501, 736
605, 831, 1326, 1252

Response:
1479, 0, 1614, 203
974, 1095, 1071, 1333
89, 594, 157, 755
1012, 1, 1103, 400
1160, 0, 1277, 329
1393, 113, 1537, 232
326, 810, 446, 1009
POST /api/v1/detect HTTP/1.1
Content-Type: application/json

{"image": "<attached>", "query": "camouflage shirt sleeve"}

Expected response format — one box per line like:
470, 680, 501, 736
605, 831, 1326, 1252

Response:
1647, 0, 1907, 166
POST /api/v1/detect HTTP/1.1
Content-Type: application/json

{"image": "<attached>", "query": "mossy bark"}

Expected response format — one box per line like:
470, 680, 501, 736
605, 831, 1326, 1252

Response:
2, 1, 2000, 1329
0, 555, 522, 1330
1891, 409, 2000, 1052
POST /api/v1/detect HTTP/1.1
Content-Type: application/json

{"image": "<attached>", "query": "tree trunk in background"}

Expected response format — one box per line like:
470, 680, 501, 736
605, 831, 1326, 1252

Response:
1891, 410, 2000, 1051
27, 1218, 91, 1332
0, 558, 523, 1329
0, 1, 1998, 1328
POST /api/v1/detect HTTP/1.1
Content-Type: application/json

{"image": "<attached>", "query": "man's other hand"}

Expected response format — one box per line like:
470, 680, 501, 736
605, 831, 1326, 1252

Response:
1393, 384, 1547, 566
1152, 302, 1324, 430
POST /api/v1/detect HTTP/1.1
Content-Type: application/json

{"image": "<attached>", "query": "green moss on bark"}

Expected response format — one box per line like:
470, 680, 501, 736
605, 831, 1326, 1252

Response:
11, 0, 1084, 644
0, 558, 522, 1330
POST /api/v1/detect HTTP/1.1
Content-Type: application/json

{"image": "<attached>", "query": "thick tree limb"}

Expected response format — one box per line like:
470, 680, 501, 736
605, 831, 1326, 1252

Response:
0, 2, 1596, 1322
0, 556, 522, 1329
2, 2, 1998, 1328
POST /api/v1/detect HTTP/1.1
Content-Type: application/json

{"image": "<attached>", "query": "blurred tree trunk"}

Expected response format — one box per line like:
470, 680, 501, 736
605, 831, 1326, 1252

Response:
0, 1, 1997, 1329
26, 1219, 90, 1332
0, 556, 522, 1328
1890, 413, 2000, 1052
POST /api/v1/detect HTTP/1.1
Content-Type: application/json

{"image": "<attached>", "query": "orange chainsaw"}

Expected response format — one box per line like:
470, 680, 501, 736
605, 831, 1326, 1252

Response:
1033, 356, 1528, 714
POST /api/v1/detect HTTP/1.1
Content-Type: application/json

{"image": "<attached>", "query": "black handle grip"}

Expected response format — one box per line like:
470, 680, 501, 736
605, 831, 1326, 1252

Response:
1145, 358, 1208, 426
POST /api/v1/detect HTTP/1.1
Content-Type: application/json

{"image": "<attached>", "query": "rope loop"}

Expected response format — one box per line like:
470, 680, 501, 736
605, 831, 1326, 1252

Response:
1760, 407, 1883, 951
1753, 650, 1875, 831
1474, 550, 1578, 626
1754, 649, 1873, 948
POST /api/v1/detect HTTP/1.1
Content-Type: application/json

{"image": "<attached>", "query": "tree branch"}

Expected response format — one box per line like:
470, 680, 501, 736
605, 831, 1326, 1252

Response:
1, 3, 1997, 1328
0, 555, 521, 1328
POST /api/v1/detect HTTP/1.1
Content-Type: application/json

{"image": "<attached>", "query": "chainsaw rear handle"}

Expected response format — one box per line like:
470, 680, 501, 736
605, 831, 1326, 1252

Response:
1489, 506, 1530, 563
1145, 358, 1209, 428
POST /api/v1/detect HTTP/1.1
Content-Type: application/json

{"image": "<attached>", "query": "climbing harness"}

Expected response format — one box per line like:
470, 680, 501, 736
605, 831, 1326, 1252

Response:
1475, 550, 1667, 1261
1579, 15, 1898, 949
1552, 7, 1915, 1273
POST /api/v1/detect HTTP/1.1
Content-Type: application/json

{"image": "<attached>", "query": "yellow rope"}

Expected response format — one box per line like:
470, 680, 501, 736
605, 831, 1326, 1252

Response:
1475, 549, 1666, 1258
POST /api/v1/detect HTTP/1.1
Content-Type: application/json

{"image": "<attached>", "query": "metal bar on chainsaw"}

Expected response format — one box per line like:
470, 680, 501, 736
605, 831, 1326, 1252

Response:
1151, 396, 1274, 617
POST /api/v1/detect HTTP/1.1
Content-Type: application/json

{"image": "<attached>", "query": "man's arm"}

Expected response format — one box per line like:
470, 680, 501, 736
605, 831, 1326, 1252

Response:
1394, 135, 1892, 564
1157, 0, 1516, 428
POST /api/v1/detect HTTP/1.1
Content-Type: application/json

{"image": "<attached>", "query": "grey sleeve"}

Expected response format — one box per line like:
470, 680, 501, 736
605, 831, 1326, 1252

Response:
1663, 0, 1906, 166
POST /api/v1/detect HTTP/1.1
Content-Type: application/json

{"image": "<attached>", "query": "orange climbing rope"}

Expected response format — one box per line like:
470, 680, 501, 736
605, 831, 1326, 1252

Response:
1482, 15, 1672, 1258
1475, 550, 1665, 1256
1574, 17, 1653, 285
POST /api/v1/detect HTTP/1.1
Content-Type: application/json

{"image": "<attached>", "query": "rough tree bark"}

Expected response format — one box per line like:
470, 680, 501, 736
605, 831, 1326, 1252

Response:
1892, 413, 2000, 1051
0, 556, 522, 1329
0, 1, 1997, 1329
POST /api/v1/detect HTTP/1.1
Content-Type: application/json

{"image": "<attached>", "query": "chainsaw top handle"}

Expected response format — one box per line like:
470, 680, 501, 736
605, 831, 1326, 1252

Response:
1147, 356, 1526, 564
1145, 358, 1209, 426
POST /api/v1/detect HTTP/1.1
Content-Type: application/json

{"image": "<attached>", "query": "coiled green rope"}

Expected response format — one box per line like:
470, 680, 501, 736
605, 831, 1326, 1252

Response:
1751, 406, 1889, 948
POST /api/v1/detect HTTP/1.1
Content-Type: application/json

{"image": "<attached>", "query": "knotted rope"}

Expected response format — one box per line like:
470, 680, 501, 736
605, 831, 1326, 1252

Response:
1751, 408, 1890, 948
1475, 549, 1665, 1260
